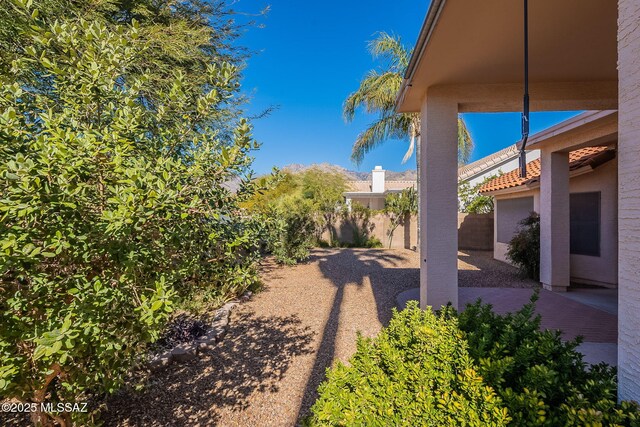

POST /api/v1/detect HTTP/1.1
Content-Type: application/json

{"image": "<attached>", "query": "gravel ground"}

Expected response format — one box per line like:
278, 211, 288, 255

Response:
458, 250, 539, 288
100, 248, 536, 426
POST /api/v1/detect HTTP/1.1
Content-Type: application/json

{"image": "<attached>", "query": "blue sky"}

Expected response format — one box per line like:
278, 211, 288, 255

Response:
238, 1, 580, 175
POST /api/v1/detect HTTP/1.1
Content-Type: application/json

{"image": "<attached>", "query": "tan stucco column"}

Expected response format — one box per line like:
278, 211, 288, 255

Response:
540, 150, 570, 292
419, 92, 459, 310
618, 0, 640, 403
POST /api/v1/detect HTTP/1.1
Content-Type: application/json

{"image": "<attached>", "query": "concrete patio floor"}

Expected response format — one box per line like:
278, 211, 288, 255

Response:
397, 286, 618, 366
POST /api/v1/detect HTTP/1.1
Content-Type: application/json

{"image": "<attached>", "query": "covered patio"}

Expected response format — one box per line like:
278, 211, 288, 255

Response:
396, 0, 640, 401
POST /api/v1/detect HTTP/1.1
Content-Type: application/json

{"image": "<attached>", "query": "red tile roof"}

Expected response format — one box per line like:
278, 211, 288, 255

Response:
479, 146, 615, 194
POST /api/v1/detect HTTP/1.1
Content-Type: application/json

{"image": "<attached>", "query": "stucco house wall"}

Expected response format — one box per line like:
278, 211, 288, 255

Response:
493, 157, 618, 287
569, 159, 618, 287
617, 0, 640, 401
493, 189, 539, 264
344, 167, 416, 213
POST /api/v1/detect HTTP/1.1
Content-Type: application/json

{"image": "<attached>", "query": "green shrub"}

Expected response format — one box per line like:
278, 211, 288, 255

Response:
309, 296, 640, 426
506, 213, 540, 280
307, 302, 510, 426
265, 198, 317, 265
458, 174, 500, 214
342, 203, 380, 248
301, 168, 347, 244
243, 168, 350, 259
458, 293, 640, 426
0, 7, 261, 425
361, 235, 383, 248
384, 187, 418, 248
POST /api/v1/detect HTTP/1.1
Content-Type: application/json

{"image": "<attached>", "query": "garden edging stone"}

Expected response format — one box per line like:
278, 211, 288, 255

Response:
148, 291, 250, 370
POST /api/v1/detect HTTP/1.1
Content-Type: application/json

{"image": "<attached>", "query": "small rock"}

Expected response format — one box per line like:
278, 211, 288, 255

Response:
196, 336, 217, 353
241, 291, 253, 301
222, 302, 238, 312
211, 316, 228, 330
213, 307, 230, 322
149, 352, 173, 371
210, 326, 227, 341
171, 343, 198, 362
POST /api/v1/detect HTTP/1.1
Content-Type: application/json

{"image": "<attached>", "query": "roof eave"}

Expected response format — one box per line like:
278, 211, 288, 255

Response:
481, 184, 537, 197
395, 0, 447, 112
521, 110, 618, 150
344, 192, 385, 197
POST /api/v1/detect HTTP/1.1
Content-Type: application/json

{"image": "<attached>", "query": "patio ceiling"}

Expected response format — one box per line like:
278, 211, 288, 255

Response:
397, 0, 617, 112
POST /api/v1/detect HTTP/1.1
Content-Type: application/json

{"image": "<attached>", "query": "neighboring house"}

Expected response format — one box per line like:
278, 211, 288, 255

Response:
395, 0, 639, 400
347, 150, 534, 212
344, 166, 415, 210
457, 143, 540, 212
458, 144, 540, 188
480, 113, 618, 289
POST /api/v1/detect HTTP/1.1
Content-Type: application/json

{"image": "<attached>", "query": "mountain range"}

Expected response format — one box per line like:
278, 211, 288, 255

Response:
282, 163, 417, 181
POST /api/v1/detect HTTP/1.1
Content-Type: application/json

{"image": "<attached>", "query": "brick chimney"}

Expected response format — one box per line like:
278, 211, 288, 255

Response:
372, 166, 385, 193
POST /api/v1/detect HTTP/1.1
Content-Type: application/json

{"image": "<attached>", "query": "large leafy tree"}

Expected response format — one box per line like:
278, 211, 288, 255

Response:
343, 32, 474, 166
0, 0, 256, 140
0, 2, 264, 425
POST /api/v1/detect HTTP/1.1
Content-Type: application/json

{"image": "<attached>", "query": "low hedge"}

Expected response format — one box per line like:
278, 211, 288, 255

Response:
308, 296, 640, 426
308, 303, 510, 426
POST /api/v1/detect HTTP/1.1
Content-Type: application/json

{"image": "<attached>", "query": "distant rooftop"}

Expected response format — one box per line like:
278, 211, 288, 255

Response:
458, 144, 520, 182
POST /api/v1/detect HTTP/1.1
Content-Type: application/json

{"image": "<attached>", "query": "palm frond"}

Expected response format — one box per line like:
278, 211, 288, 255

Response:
345, 33, 476, 168
367, 32, 410, 72
351, 114, 413, 164
402, 134, 415, 164
457, 117, 474, 165
343, 70, 402, 122
402, 117, 420, 163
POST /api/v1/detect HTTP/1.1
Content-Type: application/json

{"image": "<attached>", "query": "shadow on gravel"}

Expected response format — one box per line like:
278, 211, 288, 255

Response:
105, 311, 315, 426
296, 249, 419, 424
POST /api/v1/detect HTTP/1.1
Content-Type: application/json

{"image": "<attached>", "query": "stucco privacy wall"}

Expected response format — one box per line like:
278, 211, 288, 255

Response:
493, 158, 618, 287
324, 213, 493, 251
617, 0, 640, 403
323, 214, 417, 249
457, 213, 494, 251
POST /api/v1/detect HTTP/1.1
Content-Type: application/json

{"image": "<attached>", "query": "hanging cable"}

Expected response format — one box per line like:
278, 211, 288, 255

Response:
519, 0, 530, 178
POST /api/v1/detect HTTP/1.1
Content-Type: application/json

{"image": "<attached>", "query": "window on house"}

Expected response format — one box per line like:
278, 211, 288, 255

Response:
570, 192, 601, 257
496, 197, 534, 243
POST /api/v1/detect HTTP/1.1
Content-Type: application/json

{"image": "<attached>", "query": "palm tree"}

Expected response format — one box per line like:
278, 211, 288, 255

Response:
344, 32, 473, 166
344, 33, 473, 247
